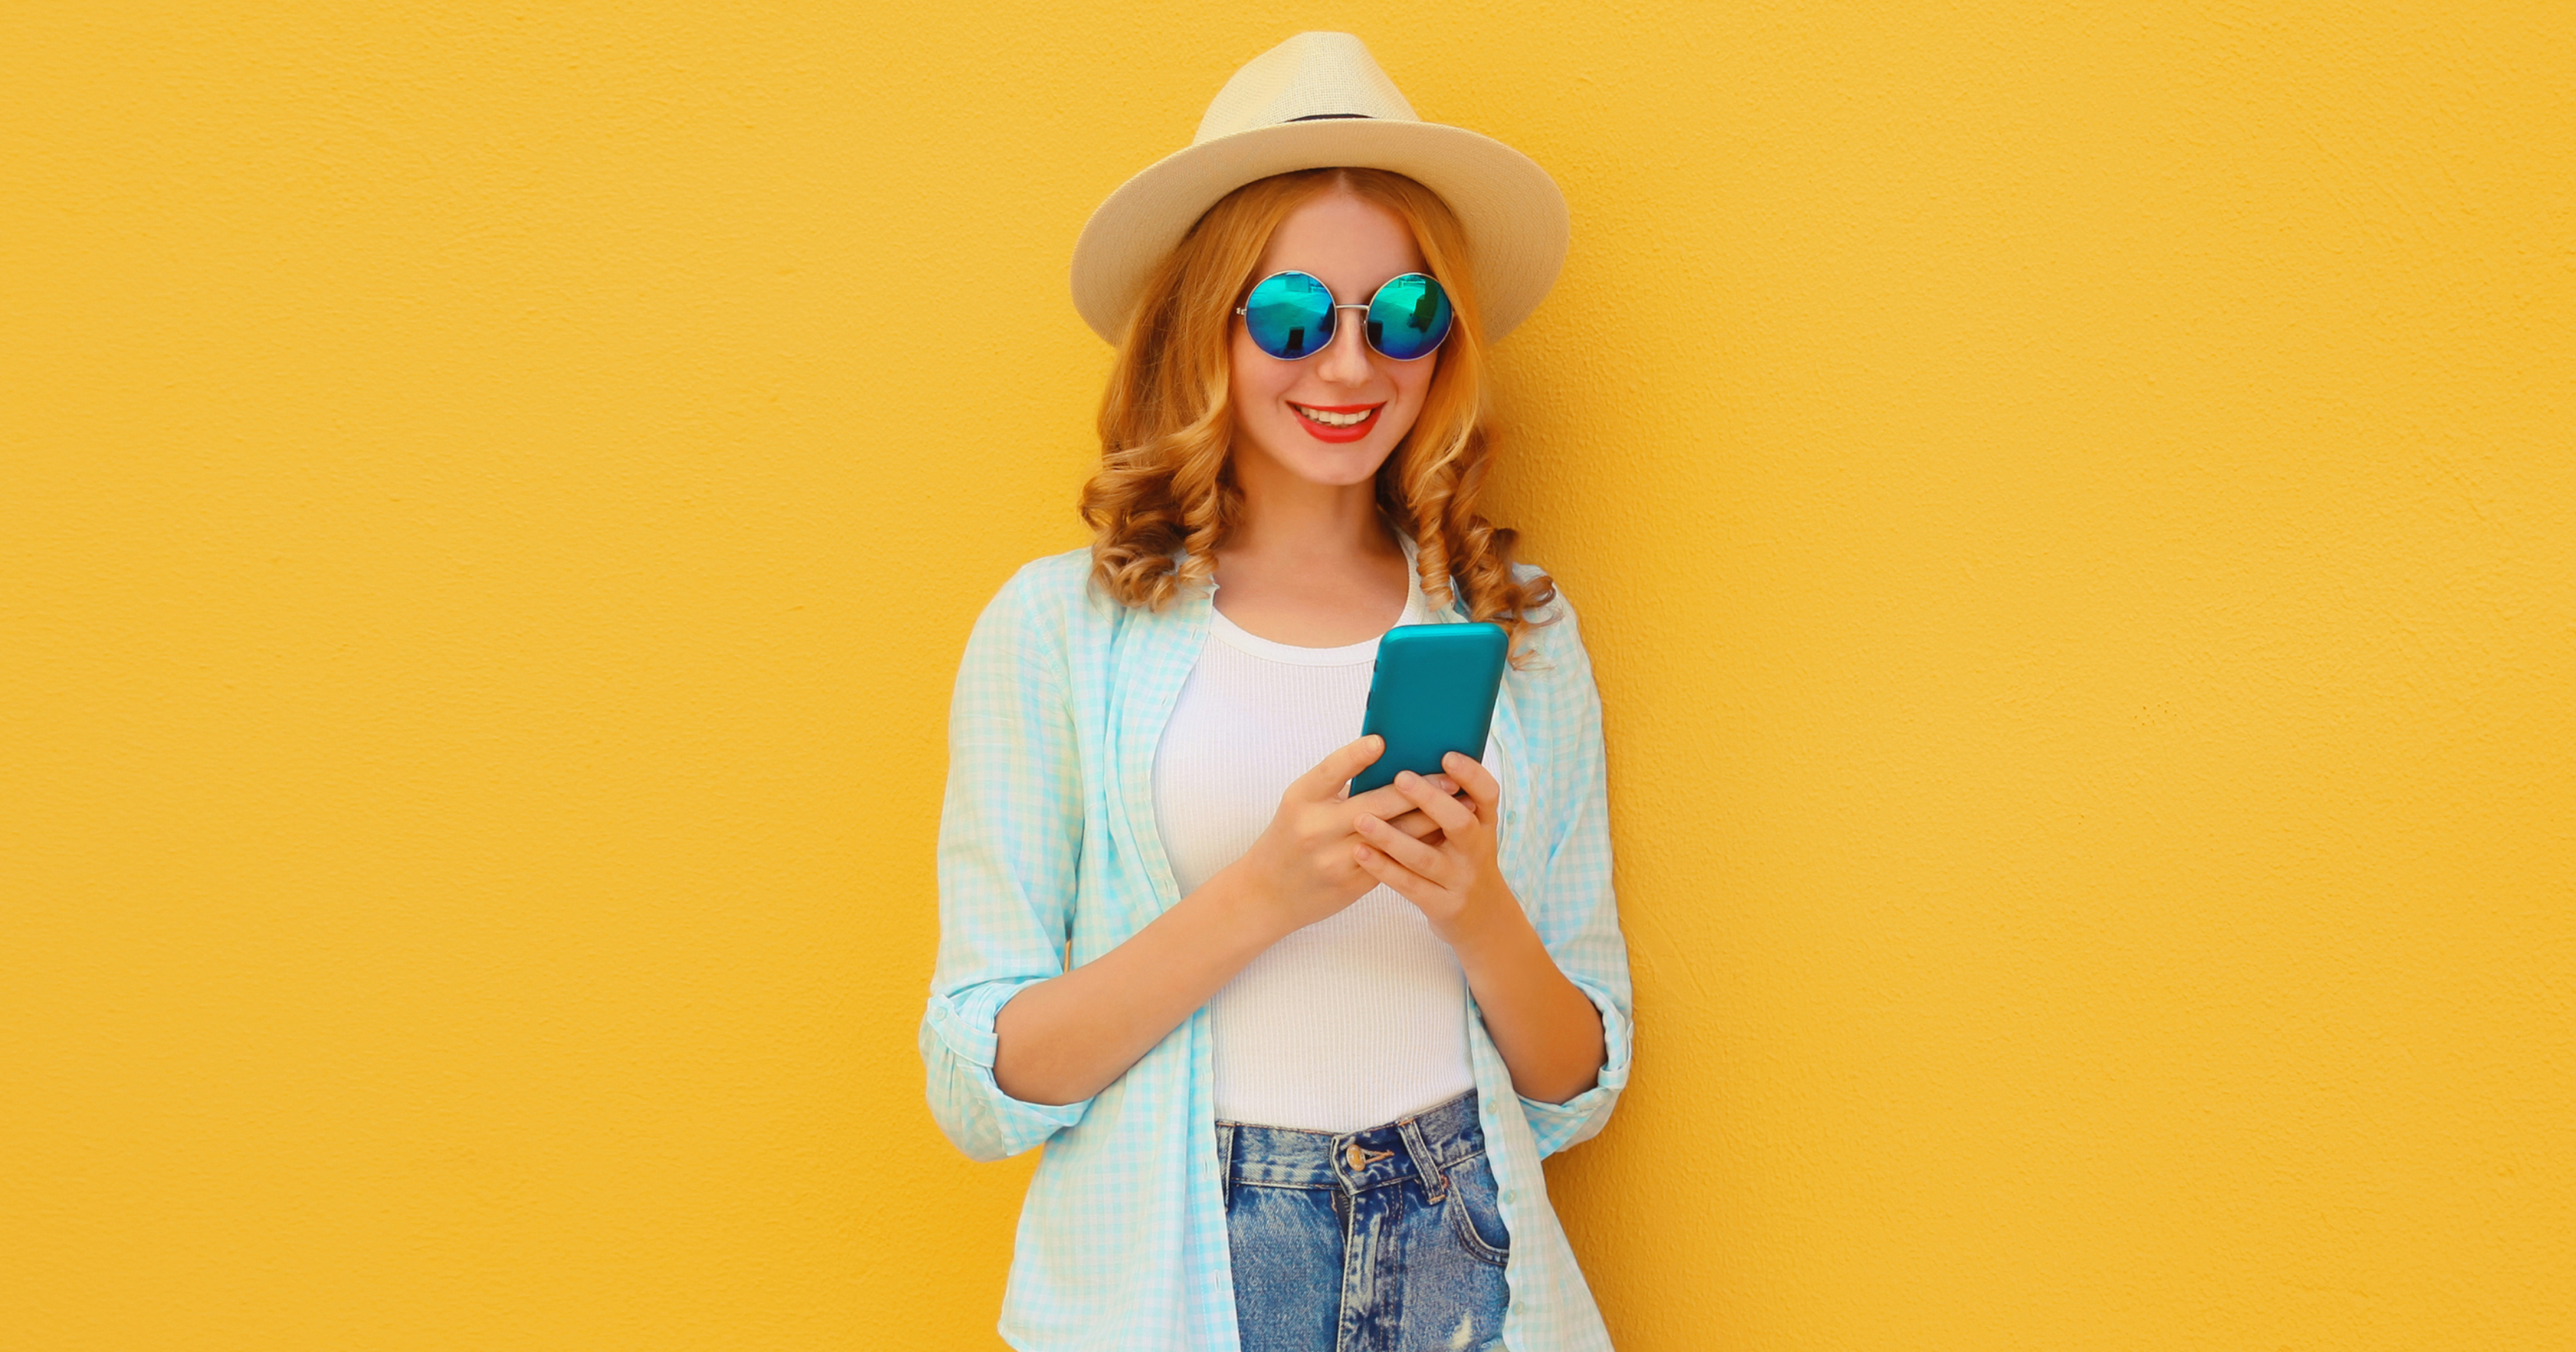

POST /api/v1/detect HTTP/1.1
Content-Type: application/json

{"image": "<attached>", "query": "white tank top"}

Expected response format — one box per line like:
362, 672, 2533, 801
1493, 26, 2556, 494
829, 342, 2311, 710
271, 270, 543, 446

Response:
1150, 581, 1496, 1133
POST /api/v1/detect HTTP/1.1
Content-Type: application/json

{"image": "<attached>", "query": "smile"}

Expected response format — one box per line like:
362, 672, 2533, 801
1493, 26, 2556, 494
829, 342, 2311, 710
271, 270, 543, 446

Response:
1289, 402, 1382, 442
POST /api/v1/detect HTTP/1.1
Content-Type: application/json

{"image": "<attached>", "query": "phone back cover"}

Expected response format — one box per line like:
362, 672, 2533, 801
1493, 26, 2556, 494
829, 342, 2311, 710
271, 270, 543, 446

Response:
1351, 623, 1508, 793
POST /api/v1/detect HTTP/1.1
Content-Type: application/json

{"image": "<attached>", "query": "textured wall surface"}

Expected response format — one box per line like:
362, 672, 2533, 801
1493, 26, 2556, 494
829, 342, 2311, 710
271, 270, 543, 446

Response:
5, 3, 2570, 1348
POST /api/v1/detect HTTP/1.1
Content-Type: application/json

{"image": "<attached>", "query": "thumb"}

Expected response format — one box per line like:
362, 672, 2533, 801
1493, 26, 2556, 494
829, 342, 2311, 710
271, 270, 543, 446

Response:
1293, 734, 1384, 801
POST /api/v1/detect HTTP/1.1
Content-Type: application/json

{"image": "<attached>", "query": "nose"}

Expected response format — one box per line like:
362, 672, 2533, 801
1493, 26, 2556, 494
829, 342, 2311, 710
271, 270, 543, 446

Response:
1314, 305, 1373, 386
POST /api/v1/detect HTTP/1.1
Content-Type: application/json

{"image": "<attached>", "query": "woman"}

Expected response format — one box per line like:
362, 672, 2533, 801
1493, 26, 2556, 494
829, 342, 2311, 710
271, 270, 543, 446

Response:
923, 33, 1632, 1352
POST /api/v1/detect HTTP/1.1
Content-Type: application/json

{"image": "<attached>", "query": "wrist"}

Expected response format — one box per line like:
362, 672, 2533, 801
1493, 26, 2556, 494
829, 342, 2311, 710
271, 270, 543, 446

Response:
1440, 886, 1539, 968
1200, 860, 1301, 949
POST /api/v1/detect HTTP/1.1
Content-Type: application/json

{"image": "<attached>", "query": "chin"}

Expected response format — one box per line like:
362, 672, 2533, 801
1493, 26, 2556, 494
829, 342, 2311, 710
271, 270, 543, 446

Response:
1250, 421, 1401, 484
1277, 443, 1396, 488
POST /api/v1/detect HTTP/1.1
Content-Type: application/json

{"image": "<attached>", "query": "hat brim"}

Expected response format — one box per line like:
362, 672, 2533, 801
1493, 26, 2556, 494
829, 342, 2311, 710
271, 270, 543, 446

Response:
1070, 118, 1569, 346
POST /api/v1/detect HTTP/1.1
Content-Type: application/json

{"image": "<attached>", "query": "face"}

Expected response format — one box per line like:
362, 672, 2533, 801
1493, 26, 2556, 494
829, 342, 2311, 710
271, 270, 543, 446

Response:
1227, 189, 1440, 490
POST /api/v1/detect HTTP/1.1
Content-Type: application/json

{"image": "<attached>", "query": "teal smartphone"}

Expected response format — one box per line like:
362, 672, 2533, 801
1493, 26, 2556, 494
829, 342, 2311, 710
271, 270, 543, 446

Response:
1349, 622, 1508, 795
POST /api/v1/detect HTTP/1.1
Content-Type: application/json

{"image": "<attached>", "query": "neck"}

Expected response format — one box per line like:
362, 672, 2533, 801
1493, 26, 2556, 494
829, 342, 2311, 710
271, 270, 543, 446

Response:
1209, 445, 1413, 646
1225, 450, 1400, 565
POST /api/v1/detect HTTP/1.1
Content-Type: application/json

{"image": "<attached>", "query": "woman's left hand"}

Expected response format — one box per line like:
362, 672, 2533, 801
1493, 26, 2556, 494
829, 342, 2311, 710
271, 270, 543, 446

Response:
1352, 750, 1609, 1103
1350, 751, 1522, 953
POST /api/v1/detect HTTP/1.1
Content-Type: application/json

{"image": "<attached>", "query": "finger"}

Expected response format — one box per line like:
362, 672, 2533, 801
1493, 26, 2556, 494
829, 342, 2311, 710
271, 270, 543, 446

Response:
1352, 841, 1437, 904
1345, 779, 1433, 822
1351, 811, 1452, 880
1393, 770, 1477, 834
1346, 771, 1462, 818
1382, 806, 1446, 842
1443, 752, 1502, 818
1294, 736, 1384, 802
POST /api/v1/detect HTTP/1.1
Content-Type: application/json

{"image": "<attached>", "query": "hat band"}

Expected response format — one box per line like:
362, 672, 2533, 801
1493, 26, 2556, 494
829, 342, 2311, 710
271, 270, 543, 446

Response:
1287, 113, 1373, 122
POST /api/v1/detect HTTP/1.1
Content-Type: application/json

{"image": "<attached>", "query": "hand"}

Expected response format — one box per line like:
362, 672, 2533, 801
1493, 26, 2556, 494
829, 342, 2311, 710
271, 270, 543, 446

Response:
1350, 751, 1522, 952
1225, 735, 1459, 938
992, 740, 1460, 1109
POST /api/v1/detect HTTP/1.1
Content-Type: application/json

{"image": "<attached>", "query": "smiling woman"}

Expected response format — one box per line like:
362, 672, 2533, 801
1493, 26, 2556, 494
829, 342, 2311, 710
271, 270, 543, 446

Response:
921, 31, 1631, 1352
1083, 165, 1553, 655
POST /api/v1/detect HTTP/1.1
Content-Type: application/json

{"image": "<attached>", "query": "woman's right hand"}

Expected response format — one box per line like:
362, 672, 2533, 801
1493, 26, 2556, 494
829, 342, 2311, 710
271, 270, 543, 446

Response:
1224, 735, 1455, 937
990, 735, 1455, 1107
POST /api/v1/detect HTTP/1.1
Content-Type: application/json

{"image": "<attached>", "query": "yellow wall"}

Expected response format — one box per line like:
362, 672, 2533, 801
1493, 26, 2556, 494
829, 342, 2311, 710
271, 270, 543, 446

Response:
5, 3, 2569, 1348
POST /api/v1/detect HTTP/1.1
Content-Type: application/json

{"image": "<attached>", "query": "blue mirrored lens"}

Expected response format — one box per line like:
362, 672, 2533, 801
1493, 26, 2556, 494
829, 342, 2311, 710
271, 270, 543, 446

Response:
1364, 273, 1453, 361
1241, 271, 1335, 359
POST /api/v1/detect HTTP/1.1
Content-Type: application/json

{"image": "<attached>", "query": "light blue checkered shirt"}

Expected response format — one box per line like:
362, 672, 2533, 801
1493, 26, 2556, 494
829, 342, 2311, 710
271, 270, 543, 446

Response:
922, 548, 1633, 1350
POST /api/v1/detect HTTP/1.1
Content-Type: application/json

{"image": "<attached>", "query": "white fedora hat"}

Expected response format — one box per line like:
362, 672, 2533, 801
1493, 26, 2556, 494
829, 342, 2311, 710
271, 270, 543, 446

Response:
1070, 32, 1569, 345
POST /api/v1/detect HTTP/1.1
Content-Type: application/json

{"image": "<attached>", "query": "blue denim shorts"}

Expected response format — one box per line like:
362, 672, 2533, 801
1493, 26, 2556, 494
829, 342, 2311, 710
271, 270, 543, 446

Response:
1218, 1090, 1510, 1352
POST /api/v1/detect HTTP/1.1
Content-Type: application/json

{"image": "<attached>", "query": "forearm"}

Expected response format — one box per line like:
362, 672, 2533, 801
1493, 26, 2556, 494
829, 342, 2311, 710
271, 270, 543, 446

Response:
992, 866, 1285, 1106
1452, 909, 1607, 1104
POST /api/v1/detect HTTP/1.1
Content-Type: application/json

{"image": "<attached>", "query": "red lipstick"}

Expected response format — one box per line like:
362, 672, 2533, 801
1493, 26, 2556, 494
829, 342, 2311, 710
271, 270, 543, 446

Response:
1289, 402, 1383, 443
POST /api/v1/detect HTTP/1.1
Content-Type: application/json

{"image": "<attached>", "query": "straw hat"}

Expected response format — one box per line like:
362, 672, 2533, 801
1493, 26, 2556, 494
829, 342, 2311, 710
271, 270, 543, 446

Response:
1070, 32, 1569, 346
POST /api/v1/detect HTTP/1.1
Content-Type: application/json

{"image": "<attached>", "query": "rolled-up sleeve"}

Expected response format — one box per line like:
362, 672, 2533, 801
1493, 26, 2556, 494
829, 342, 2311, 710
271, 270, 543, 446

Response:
919, 569, 1094, 1162
1510, 594, 1636, 1157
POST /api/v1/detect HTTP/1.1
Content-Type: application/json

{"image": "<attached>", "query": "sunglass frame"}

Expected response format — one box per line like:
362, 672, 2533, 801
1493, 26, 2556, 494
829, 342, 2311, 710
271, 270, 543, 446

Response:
1233, 270, 1454, 362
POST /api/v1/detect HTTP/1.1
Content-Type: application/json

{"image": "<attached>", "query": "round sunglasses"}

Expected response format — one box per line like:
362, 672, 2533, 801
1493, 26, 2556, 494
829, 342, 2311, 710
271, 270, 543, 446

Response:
1234, 270, 1455, 363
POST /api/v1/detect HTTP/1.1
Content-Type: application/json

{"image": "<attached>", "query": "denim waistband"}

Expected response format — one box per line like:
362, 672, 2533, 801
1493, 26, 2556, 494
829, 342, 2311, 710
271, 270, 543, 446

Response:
1216, 1091, 1483, 1200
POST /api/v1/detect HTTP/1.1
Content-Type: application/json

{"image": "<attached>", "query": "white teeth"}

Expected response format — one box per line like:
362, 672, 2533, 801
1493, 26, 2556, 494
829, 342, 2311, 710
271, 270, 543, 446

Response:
1293, 405, 1372, 427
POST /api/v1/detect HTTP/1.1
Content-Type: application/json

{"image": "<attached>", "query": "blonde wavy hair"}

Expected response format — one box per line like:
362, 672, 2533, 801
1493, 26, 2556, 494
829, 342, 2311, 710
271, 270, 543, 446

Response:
1079, 167, 1555, 655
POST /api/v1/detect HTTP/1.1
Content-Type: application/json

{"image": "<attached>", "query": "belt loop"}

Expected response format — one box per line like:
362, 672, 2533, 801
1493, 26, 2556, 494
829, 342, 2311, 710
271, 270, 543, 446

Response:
1395, 1115, 1447, 1204
1215, 1123, 1236, 1210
